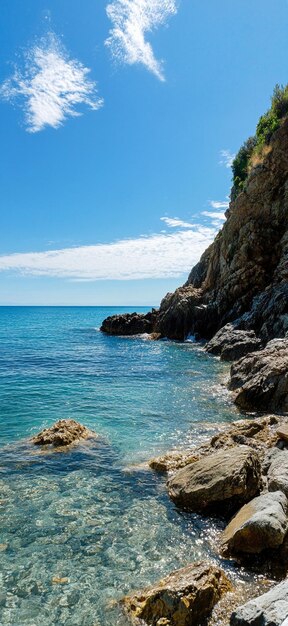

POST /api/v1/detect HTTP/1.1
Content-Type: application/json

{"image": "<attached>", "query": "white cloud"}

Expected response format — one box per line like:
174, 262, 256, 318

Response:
202, 211, 226, 220
105, 0, 177, 81
0, 33, 103, 132
160, 216, 194, 228
0, 222, 219, 281
209, 200, 229, 209
219, 149, 235, 169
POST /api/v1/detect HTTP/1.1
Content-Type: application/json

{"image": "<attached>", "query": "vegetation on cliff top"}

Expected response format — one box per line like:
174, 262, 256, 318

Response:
232, 84, 288, 198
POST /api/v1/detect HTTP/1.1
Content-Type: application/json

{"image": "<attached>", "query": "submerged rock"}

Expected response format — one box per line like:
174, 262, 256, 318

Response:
100, 310, 157, 336
31, 419, 95, 448
167, 446, 261, 514
229, 338, 288, 412
122, 561, 232, 626
206, 324, 262, 361
221, 491, 288, 556
149, 450, 200, 473
230, 580, 288, 626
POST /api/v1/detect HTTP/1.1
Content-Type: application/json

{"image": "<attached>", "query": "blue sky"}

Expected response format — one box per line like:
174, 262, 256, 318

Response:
0, 0, 287, 305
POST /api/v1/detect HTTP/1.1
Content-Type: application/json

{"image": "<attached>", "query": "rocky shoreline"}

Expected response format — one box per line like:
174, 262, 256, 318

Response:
99, 112, 288, 624
122, 414, 288, 626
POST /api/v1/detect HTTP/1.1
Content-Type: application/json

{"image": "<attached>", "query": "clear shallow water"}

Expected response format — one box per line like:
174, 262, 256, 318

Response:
0, 306, 242, 626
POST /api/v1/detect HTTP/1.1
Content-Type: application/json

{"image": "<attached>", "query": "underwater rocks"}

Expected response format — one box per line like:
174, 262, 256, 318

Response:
167, 446, 261, 514
31, 419, 95, 448
205, 324, 262, 361
100, 310, 158, 336
221, 491, 288, 556
230, 580, 288, 626
229, 338, 288, 412
122, 561, 232, 626
149, 450, 200, 473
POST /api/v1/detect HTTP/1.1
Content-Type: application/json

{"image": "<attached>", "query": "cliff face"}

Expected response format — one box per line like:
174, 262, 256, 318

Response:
157, 119, 288, 340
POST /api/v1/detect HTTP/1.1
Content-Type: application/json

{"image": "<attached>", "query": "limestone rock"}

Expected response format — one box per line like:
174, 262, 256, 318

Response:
268, 453, 288, 498
206, 324, 262, 361
221, 491, 288, 555
230, 580, 288, 626
122, 561, 232, 626
32, 419, 94, 448
167, 446, 261, 513
229, 338, 288, 412
100, 310, 157, 336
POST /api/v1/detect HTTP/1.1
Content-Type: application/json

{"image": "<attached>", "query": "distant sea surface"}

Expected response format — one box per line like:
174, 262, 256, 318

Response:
0, 306, 240, 626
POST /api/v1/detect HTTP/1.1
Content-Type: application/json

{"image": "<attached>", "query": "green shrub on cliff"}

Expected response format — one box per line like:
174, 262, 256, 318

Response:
231, 136, 257, 197
232, 84, 288, 198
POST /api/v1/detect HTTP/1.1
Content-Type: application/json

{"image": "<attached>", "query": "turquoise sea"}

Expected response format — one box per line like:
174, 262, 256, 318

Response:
0, 306, 243, 626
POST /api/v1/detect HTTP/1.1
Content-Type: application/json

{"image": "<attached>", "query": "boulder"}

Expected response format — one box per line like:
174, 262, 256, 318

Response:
122, 561, 232, 626
262, 447, 285, 475
276, 423, 288, 444
206, 324, 261, 361
100, 310, 157, 336
229, 339, 288, 412
167, 446, 261, 513
268, 453, 288, 498
31, 419, 94, 448
230, 580, 288, 626
221, 491, 288, 555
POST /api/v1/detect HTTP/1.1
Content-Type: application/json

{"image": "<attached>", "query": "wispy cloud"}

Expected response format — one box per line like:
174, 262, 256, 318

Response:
0, 221, 220, 281
219, 149, 235, 169
0, 33, 103, 132
160, 216, 194, 228
209, 199, 229, 209
105, 0, 177, 81
202, 211, 226, 221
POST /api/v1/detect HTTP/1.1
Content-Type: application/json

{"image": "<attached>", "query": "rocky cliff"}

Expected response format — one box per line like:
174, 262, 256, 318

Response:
156, 118, 288, 341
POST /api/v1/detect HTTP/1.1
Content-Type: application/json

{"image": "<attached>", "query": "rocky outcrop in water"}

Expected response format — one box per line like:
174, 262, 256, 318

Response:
122, 561, 232, 626
229, 338, 288, 412
32, 419, 95, 448
100, 311, 157, 336
167, 446, 261, 514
